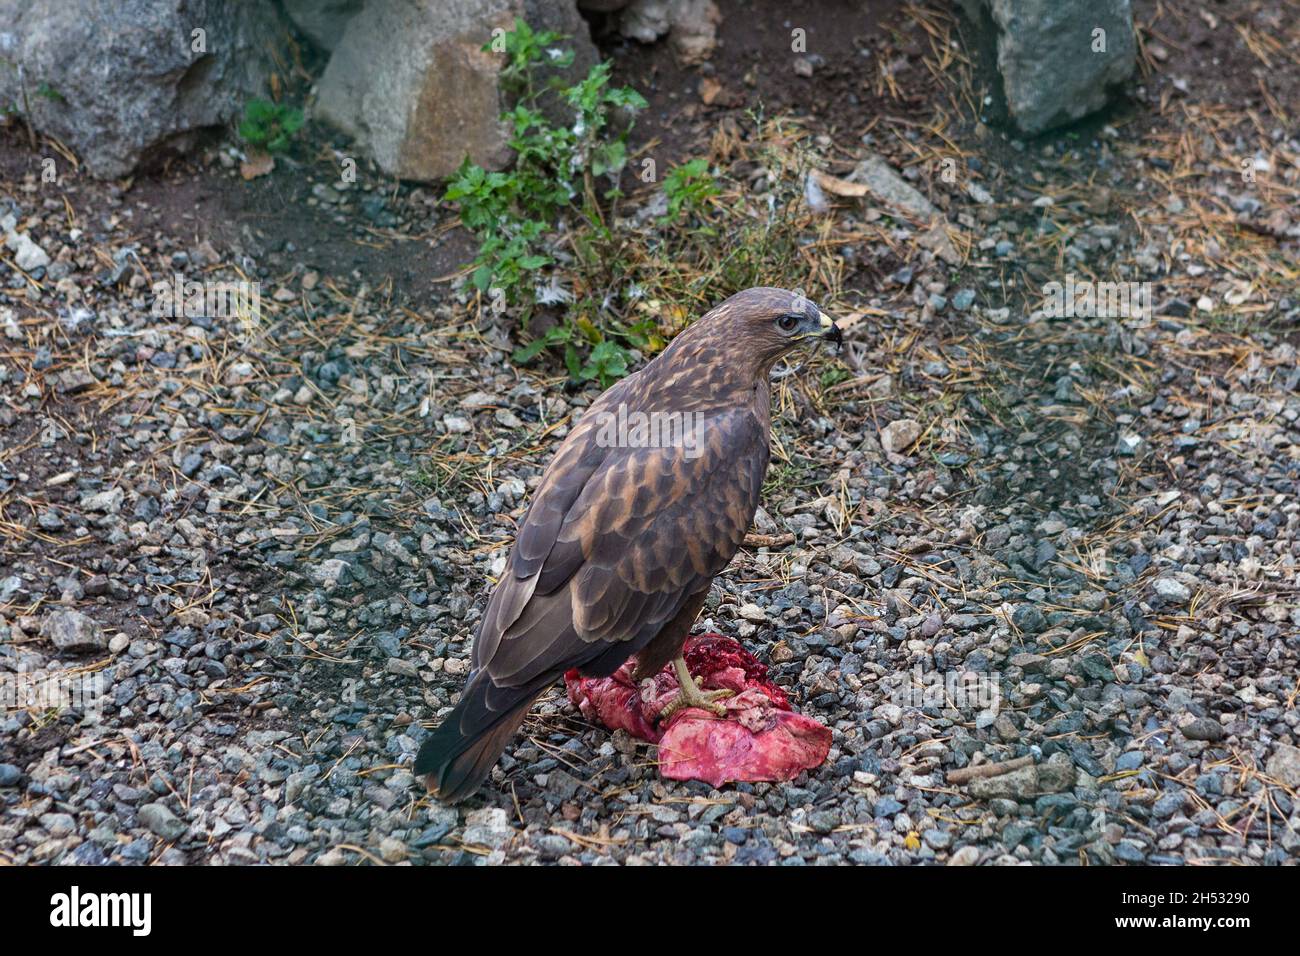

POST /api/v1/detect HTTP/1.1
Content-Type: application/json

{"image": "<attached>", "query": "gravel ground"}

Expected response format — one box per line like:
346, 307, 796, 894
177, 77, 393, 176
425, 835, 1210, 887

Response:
2, 6, 1298, 867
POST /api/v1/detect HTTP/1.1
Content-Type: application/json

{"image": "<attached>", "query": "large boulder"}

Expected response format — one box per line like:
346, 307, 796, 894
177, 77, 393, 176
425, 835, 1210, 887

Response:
0, 0, 292, 178
313, 0, 599, 183
961, 0, 1136, 135
618, 0, 720, 65
281, 0, 364, 52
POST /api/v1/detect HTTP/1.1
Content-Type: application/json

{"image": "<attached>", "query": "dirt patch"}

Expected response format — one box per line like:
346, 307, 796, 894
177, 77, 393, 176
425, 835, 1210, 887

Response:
600, 0, 908, 169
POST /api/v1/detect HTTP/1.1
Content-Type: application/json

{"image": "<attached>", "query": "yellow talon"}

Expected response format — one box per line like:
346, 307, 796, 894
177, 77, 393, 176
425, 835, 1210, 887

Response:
657, 656, 734, 719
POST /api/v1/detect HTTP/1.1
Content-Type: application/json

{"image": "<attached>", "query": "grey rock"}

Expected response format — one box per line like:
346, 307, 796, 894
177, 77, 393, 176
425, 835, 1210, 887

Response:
923, 828, 952, 850
965, 0, 1137, 135
1180, 717, 1225, 742
310, 559, 351, 590
0, 575, 24, 603
1152, 790, 1185, 818
534, 833, 572, 860
1266, 744, 1300, 789
40, 812, 76, 837
1152, 576, 1191, 604
1115, 751, 1143, 772
1012, 605, 1047, 634
138, 803, 187, 841
5, 229, 50, 271
0, 0, 291, 178
461, 807, 514, 849
79, 487, 124, 513
1114, 840, 1146, 863
39, 609, 107, 652
282, 0, 362, 51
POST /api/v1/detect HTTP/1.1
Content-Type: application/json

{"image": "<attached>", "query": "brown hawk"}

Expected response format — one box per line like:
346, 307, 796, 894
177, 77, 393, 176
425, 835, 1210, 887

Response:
415, 287, 841, 801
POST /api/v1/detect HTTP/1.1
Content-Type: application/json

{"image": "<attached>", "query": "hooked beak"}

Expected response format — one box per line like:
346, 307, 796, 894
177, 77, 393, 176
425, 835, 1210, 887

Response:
818, 309, 843, 352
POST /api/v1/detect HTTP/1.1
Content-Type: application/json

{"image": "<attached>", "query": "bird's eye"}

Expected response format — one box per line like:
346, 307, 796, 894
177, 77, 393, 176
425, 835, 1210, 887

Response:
777, 314, 799, 333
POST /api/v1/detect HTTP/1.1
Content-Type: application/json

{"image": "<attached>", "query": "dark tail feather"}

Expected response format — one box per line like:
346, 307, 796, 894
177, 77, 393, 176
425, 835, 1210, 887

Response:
414, 677, 540, 803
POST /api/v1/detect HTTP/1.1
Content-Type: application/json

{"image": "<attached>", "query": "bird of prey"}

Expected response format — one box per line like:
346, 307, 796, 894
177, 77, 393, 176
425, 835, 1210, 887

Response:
415, 287, 842, 801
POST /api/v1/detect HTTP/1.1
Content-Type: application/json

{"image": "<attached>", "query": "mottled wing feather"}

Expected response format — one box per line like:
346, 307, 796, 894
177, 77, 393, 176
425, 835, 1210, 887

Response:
473, 404, 768, 692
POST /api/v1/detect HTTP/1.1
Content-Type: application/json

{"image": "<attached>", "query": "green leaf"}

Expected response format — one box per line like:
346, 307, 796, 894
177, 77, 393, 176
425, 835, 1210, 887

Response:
512, 337, 550, 364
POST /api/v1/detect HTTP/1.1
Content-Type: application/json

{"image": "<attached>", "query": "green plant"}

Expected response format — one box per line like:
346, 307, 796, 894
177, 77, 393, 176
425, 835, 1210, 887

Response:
238, 98, 304, 153
662, 158, 719, 221
496, 18, 573, 97
445, 19, 646, 384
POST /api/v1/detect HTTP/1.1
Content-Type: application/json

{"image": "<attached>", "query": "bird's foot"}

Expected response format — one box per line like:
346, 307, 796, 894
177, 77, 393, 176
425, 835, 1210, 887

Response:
657, 657, 733, 720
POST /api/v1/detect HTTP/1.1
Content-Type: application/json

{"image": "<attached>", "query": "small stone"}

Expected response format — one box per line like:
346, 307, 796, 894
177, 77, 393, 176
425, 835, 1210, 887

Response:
1180, 717, 1225, 742
874, 797, 904, 817
545, 769, 581, 802
947, 845, 981, 865
1265, 744, 1300, 788
367, 632, 401, 659
1152, 576, 1191, 604
922, 828, 951, 850
1010, 652, 1047, 673
1115, 841, 1147, 863
6, 230, 50, 271
807, 810, 839, 834
310, 559, 351, 591
1115, 432, 1145, 457
39, 609, 107, 652
1115, 751, 1144, 772
880, 418, 923, 454
1152, 790, 1186, 818
312, 182, 341, 204
80, 487, 124, 513
462, 807, 513, 849
41, 812, 77, 837
1012, 604, 1047, 634
534, 834, 572, 860
138, 803, 187, 841
386, 658, 419, 677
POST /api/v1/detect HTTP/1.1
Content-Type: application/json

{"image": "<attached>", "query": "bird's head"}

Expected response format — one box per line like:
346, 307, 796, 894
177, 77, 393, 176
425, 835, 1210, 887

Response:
656, 287, 844, 389
705, 286, 842, 367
